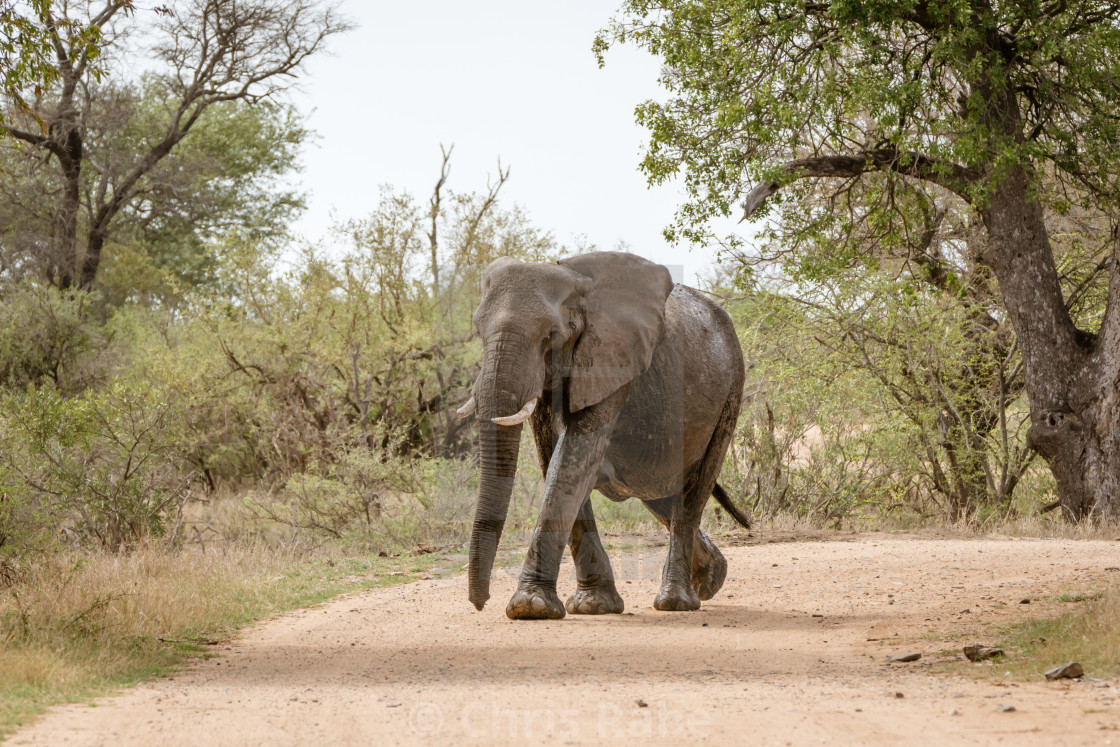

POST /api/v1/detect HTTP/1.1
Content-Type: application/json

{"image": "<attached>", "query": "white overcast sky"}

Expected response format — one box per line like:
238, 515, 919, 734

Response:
289, 0, 726, 285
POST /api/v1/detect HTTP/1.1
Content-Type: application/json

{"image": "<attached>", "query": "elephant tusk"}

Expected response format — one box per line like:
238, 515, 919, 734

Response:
456, 396, 476, 419
491, 398, 538, 426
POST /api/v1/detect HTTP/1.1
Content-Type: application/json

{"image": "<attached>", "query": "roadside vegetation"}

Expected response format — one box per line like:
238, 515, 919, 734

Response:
945, 583, 1120, 684
0, 546, 457, 737
1002, 588, 1120, 681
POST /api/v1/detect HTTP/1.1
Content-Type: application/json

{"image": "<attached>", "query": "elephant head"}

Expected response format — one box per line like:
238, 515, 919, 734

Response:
463, 251, 674, 610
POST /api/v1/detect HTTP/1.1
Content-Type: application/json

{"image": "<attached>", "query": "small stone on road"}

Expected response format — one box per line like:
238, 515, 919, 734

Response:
964, 645, 1004, 662
888, 652, 921, 663
1044, 662, 1085, 680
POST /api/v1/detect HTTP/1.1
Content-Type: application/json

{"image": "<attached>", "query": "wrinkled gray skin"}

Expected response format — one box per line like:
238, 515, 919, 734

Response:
467, 251, 746, 619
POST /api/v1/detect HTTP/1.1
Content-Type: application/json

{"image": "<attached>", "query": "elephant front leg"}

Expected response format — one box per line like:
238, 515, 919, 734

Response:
507, 426, 614, 620
564, 497, 624, 615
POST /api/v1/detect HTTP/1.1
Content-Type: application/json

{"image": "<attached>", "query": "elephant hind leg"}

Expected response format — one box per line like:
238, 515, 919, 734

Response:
653, 372, 742, 611
691, 529, 727, 601
565, 496, 624, 615
641, 497, 726, 603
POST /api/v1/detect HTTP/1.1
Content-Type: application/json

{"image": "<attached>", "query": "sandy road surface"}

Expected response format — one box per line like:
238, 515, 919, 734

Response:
10, 536, 1120, 746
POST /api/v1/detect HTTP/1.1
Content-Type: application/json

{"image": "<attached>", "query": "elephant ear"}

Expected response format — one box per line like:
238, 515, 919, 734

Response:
559, 251, 674, 412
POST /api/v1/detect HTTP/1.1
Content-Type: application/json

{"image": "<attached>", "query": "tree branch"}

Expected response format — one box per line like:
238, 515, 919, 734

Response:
458, 159, 509, 257
86, 0, 347, 255
428, 143, 452, 292
73, 2, 129, 81
0, 125, 53, 151
740, 149, 978, 221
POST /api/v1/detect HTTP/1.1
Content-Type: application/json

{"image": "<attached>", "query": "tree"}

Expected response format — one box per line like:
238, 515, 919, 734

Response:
729, 174, 1035, 519
0, 87, 308, 293
1, 1, 96, 123
599, 0, 1120, 518
0, 0, 345, 289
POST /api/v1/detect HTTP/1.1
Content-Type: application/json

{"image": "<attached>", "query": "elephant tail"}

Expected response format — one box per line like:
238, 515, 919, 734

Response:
712, 483, 752, 530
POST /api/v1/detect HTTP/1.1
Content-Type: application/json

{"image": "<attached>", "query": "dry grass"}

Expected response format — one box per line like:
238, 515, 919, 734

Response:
991, 585, 1120, 681
0, 545, 452, 737
942, 512, 1120, 540
744, 504, 1120, 541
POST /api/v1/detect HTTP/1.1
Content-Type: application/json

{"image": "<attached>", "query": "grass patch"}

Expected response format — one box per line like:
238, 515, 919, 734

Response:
591, 491, 663, 534
960, 585, 1120, 681
0, 546, 456, 739
1056, 592, 1089, 603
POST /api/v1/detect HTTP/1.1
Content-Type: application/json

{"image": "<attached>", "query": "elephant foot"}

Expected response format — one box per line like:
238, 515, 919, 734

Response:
691, 533, 728, 601
506, 586, 566, 620
565, 581, 625, 615
653, 582, 701, 611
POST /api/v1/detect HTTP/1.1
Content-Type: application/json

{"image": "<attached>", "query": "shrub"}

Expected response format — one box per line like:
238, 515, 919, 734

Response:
0, 284, 101, 391
0, 380, 194, 555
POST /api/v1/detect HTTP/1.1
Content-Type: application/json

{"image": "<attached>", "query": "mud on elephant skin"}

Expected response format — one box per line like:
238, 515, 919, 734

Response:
459, 251, 750, 620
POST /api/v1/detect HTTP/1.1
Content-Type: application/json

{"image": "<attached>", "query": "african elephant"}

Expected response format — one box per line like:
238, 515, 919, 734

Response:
459, 251, 749, 620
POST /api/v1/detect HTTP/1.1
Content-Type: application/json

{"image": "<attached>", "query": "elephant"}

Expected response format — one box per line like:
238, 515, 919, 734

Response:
458, 250, 750, 620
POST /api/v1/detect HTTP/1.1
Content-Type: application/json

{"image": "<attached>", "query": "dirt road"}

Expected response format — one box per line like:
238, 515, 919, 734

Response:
10, 536, 1120, 745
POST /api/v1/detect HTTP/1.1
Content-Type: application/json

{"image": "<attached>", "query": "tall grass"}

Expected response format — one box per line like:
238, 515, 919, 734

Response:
0, 545, 450, 737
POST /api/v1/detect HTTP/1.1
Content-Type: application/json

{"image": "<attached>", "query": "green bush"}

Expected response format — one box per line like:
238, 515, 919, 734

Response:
0, 379, 193, 555
718, 285, 1040, 527
0, 284, 102, 391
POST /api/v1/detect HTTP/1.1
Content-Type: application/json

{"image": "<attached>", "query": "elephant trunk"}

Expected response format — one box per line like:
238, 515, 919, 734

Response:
467, 418, 523, 610
467, 346, 533, 610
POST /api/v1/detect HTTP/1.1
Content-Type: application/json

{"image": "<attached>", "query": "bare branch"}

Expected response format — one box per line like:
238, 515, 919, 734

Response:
428, 144, 452, 291
459, 159, 510, 254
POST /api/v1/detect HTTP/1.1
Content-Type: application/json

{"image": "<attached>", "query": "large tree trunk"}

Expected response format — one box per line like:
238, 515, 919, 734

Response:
1024, 239, 1120, 519
1028, 395, 1120, 519
980, 166, 1120, 518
